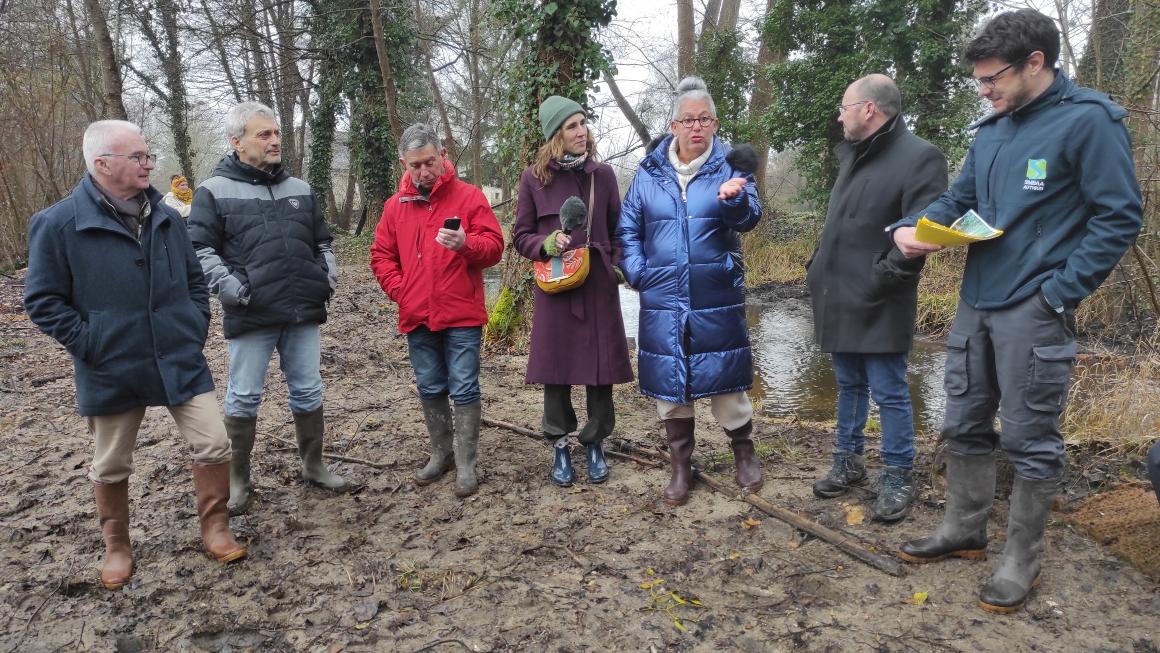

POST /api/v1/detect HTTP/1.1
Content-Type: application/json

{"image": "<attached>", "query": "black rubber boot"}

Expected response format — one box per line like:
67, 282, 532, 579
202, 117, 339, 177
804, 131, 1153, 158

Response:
898, 451, 995, 563
812, 450, 866, 498
224, 415, 257, 516
414, 396, 454, 486
978, 475, 1058, 614
452, 400, 482, 497
293, 408, 352, 491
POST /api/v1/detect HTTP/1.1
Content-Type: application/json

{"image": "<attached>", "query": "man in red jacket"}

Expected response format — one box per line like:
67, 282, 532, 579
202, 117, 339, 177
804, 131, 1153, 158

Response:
371, 123, 504, 497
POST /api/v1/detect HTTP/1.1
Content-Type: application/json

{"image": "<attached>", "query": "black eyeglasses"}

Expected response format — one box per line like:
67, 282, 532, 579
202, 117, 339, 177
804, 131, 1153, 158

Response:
674, 116, 717, 128
100, 153, 159, 166
973, 57, 1027, 89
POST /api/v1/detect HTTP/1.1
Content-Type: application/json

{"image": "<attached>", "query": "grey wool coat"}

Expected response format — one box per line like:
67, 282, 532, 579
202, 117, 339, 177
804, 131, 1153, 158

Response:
512, 159, 633, 386
806, 116, 949, 353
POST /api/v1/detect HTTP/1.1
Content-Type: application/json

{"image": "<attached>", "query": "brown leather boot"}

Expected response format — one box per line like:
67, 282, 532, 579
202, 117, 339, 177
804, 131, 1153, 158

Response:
191, 462, 248, 563
725, 420, 763, 493
93, 480, 133, 590
663, 418, 696, 506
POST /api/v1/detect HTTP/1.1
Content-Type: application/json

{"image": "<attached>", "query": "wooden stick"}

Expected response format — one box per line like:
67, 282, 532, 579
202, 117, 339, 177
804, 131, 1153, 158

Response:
620, 443, 907, 578
266, 434, 393, 469
480, 416, 540, 440
604, 449, 663, 468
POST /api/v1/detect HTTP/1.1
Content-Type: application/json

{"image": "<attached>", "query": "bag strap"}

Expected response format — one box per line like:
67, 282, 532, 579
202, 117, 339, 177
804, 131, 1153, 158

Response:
585, 175, 595, 235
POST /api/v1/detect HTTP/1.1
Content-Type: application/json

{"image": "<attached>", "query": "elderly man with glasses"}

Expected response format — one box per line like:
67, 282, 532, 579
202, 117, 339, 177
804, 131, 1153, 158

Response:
24, 120, 247, 590
890, 9, 1143, 614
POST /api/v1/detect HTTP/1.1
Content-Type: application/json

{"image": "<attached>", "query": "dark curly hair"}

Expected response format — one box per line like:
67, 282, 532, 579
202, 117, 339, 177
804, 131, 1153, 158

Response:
964, 9, 1060, 70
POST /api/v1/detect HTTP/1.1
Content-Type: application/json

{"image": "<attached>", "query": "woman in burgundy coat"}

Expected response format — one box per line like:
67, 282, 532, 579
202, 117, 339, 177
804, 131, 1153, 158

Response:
512, 96, 634, 486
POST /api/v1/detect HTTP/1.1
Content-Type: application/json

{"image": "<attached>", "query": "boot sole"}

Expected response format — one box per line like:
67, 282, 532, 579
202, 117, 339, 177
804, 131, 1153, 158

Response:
302, 478, 354, 491
101, 577, 130, 591
978, 575, 1041, 614
812, 479, 866, 499
896, 548, 987, 564
662, 495, 689, 506
413, 470, 453, 487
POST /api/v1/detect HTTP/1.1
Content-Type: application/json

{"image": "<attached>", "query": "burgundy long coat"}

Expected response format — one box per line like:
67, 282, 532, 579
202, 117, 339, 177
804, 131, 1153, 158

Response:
512, 159, 634, 386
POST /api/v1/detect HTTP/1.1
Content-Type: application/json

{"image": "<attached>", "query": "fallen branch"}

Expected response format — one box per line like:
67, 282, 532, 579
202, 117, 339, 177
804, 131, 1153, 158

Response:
265, 435, 393, 469
604, 449, 663, 468
480, 416, 539, 440
621, 443, 907, 578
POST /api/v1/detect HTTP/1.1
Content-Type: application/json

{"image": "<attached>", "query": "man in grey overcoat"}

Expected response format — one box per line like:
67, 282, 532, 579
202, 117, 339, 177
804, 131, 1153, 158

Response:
806, 74, 948, 521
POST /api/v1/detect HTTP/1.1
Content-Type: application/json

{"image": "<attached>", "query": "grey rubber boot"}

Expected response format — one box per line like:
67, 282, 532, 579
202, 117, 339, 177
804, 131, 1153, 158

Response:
898, 451, 995, 563
978, 475, 1058, 614
293, 408, 352, 491
224, 415, 257, 516
452, 400, 482, 497
414, 396, 454, 486
812, 450, 866, 498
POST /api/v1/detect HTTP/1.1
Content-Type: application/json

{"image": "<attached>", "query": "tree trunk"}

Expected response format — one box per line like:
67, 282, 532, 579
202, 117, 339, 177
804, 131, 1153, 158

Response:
1077, 0, 1131, 88
603, 71, 651, 148
82, 0, 127, 119
367, 0, 403, 141
418, 0, 456, 160
243, 0, 276, 108
718, 0, 741, 31
699, 0, 721, 53
199, 0, 243, 102
676, 0, 695, 78
748, 0, 788, 192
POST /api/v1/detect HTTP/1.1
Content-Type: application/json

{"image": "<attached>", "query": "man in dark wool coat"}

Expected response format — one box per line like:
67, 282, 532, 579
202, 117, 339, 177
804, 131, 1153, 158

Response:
806, 74, 948, 522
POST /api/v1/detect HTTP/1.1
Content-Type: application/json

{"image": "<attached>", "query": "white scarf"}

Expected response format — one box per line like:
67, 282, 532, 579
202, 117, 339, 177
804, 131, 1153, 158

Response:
668, 136, 714, 195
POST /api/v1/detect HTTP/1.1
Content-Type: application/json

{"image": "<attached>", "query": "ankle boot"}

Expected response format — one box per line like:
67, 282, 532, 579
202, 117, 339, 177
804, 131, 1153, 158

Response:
293, 408, 352, 491
663, 418, 696, 506
978, 475, 1058, 614
224, 415, 257, 515
452, 400, 481, 497
898, 451, 995, 563
725, 420, 763, 492
586, 442, 609, 484
414, 396, 454, 486
812, 450, 867, 498
191, 462, 247, 563
550, 438, 575, 487
93, 480, 133, 590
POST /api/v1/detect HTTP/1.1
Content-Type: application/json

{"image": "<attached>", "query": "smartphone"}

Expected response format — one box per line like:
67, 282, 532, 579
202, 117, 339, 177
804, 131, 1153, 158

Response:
443, 217, 461, 231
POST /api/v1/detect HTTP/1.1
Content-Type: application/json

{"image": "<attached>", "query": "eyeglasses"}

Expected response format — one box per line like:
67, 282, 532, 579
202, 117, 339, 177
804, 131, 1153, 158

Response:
674, 116, 717, 128
973, 58, 1026, 89
100, 153, 159, 166
837, 100, 870, 114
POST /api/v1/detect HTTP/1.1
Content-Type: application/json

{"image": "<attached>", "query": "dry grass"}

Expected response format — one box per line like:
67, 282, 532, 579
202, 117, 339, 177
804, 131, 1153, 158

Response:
742, 230, 817, 287
1064, 344, 1160, 452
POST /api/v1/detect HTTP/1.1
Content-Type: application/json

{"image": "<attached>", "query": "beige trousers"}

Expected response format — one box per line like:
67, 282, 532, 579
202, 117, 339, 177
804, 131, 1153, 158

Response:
656, 391, 754, 431
87, 391, 231, 483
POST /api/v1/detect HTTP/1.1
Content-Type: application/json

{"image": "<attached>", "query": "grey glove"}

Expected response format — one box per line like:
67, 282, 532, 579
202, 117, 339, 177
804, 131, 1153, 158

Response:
216, 274, 250, 307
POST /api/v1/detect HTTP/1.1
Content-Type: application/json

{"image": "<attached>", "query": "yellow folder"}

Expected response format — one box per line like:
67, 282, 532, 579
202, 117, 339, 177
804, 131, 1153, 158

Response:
914, 212, 1003, 247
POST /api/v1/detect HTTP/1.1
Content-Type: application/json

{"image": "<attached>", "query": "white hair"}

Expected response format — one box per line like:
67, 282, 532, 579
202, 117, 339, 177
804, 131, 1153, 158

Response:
670, 76, 717, 121
224, 102, 278, 142
398, 123, 441, 158
82, 120, 143, 176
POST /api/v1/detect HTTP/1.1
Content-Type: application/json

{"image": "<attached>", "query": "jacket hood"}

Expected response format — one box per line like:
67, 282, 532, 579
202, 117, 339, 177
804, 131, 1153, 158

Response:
397, 158, 459, 198
210, 151, 290, 185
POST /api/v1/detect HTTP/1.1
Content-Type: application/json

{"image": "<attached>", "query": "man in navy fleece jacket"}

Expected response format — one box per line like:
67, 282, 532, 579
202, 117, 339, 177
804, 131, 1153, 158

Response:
891, 9, 1142, 615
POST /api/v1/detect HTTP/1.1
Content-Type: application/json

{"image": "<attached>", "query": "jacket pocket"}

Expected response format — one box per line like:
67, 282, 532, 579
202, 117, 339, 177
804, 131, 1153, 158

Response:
944, 332, 969, 396
1025, 342, 1077, 412
82, 311, 104, 364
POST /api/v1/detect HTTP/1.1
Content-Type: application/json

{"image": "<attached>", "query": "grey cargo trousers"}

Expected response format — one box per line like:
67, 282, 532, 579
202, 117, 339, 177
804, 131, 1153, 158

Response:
941, 293, 1077, 479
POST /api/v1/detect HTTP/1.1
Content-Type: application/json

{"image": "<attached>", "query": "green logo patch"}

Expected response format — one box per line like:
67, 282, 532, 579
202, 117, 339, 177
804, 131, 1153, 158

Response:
1026, 159, 1047, 180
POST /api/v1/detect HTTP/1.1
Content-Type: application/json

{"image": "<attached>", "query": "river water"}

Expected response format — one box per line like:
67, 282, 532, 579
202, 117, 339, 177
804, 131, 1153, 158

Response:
616, 287, 948, 433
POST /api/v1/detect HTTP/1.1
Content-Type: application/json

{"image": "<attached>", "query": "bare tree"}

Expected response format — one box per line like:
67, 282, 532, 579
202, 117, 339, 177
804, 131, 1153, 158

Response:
82, 0, 128, 119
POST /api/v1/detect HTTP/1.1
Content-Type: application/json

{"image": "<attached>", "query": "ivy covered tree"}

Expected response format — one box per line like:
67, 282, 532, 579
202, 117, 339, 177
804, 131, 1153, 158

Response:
485, 0, 616, 348
761, 0, 985, 207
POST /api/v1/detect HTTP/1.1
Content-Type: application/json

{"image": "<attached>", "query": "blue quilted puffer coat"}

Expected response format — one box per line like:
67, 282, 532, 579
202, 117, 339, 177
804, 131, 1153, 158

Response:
617, 135, 762, 403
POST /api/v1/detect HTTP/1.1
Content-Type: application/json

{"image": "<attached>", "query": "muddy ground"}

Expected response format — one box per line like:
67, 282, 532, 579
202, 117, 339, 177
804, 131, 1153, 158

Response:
1, 245, 1157, 653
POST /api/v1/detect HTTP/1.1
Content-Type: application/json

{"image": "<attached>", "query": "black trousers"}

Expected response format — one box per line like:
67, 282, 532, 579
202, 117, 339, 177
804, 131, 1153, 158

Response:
542, 384, 615, 445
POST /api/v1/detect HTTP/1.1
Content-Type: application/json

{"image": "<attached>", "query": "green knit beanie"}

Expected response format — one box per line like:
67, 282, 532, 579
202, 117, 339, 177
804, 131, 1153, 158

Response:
538, 95, 585, 142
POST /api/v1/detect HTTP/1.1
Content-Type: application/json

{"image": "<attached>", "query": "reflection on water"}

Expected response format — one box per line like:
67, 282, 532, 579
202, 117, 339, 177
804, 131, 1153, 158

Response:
489, 269, 948, 433
619, 287, 947, 432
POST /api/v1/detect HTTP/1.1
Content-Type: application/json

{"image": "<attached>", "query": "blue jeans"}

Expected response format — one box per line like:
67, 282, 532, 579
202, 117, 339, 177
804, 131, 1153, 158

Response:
406, 326, 482, 405
226, 324, 323, 417
831, 352, 916, 469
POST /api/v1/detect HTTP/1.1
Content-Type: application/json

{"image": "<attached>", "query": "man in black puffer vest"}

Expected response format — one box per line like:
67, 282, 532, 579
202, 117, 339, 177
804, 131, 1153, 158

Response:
189, 102, 352, 515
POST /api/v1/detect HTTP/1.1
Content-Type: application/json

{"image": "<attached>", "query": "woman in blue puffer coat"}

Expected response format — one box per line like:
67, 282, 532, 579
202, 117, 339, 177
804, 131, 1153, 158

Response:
617, 77, 763, 506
